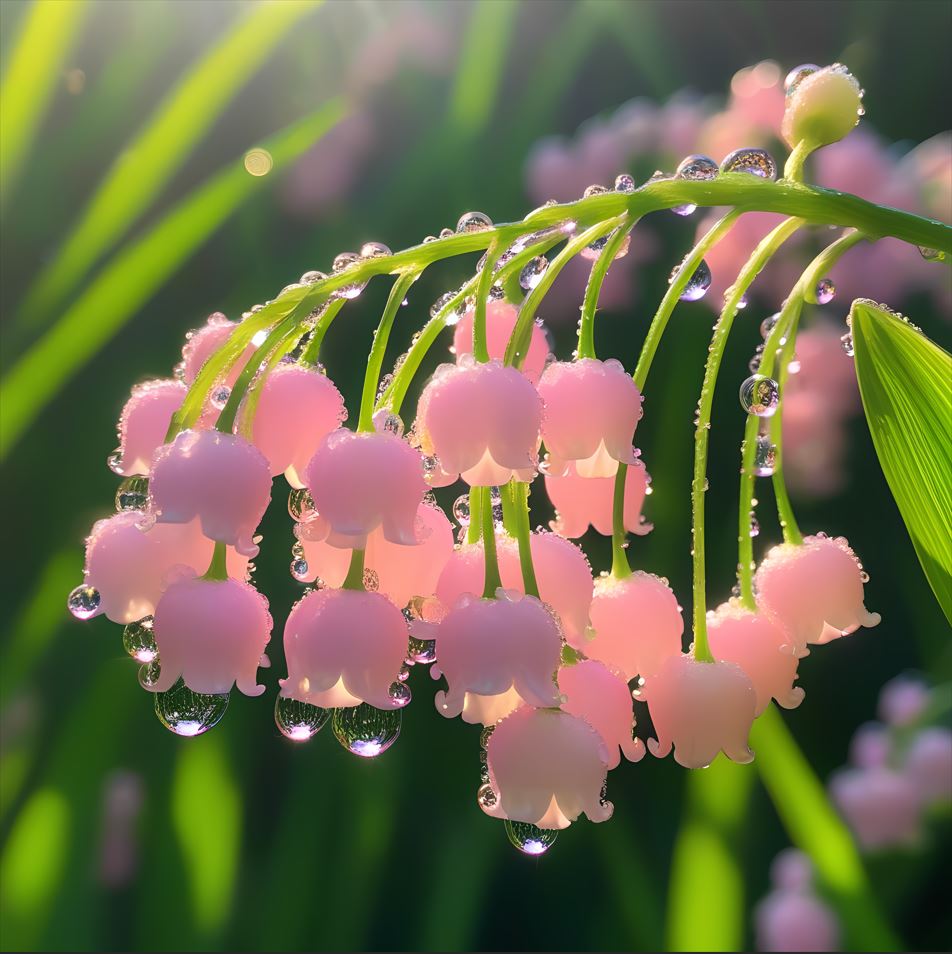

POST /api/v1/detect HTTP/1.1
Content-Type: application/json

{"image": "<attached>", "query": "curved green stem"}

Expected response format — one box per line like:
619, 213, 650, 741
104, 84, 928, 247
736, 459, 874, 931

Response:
342, 549, 366, 591
479, 487, 502, 599
465, 486, 482, 545
611, 463, 632, 580
201, 541, 228, 582
691, 217, 804, 660
472, 243, 500, 364
510, 481, 540, 598
577, 216, 637, 360
505, 216, 626, 367
783, 139, 813, 182
770, 330, 804, 545
300, 299, 346, 366
357, 271, 419, 433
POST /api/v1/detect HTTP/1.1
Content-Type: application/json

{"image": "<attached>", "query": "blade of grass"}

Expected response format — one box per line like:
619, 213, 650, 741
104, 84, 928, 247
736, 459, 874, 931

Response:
0, 0, 90, 205
0, 99, 345, 459
666, 757, 755, 952
18, 0, 323, 327
751, 705, 902, 951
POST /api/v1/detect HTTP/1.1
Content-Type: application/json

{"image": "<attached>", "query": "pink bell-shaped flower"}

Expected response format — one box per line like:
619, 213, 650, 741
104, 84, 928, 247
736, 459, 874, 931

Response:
755, 889, 840, 953
150, 574, 272, 696
644, 653, 757, 768
180, 312, 255, 386
281, 587, 409, 710
297, 501, 454, 608
559, 659, 644, 768
251, 363, 346, 488
877, 675, 930, 727
537, 358, 643, 477
586, 571, 684, 678
849, 722, 891, 769
903, 727, 952, 805
546, 459, 652, 538
829, 766, 922, 849
83, 511, 218, 624
433, 589, 562, 724
149, 429, 272, 557
414, 357, 542, 486
451, 301, 549, 382
755, 534, 881, 651
112, 379, 187, 477
706, 601, 805, 716
482, 707, 612, 828
304, 429, 426, 547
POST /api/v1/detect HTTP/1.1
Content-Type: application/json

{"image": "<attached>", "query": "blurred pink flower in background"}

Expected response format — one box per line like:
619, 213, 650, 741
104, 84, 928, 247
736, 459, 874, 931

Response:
98, 771, 144, 889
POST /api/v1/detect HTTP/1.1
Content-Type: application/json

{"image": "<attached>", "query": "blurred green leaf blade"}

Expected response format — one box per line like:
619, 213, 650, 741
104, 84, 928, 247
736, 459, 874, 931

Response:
18, 0, 323, 326
851, 299, 952, 624
0, 99, 345, 459
0, 0, 90, 205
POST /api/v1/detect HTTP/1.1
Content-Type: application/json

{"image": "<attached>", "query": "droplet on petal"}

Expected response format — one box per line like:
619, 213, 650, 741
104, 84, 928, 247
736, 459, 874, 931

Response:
154, 679, 229, 737
274, 695, 329, 741
332, 704, 401, 758
505, 820, 558, 856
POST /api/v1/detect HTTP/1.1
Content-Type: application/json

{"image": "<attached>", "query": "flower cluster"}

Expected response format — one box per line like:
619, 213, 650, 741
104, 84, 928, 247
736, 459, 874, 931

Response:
67, 61, 944, 856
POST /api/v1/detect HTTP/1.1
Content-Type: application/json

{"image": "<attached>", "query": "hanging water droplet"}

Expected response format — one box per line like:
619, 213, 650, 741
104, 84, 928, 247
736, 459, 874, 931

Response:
614, 173, 636, 193
720, 147, 777, 180
456, 211, 492, 233
154, 680, 229, 737
814, 278, 836, 304
477, 783, 497, 809
68, 584, 101, 620
360, 241, 391, 259
138, 659, 161, 689
505, 820, 557, 856
672, 202, 697, 217
397, 663, 411, 682
290, 557, 310, 582
122, 616, 157, 663
840, 332, 855, 357
300, 270, 327, 285
918, 246, 946, 263
288, 488, 315, 521
421, 455, 439, 483
753, 435, 777, 476
784, 63, 820, 96
388, 681, 412, 707
675, 154, 719, 181
736, 292, 749, 310
739, 374, 780, 417
787, 354, 801, 374
275, 695, 329, 741
332, 704, 401, 757
760, 312, 782, 339
115, 475, 149, 512
106, 448, 125, 475
211, 386, 231, 410
674, 259, 712, 302
519, 256, 548, 291
373, 409, 404, 437
406, 636, 437, 665
749, 343, 765, 373
749, 514, 761, 537
452, 493, 471, 525
490, 487, 504, 525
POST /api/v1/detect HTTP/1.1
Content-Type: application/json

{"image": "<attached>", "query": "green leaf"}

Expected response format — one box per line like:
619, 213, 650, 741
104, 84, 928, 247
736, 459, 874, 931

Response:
0, 100, 345, 460
18, 0, 323, 327
0, 0, 91, 205
851, 299, 952, 624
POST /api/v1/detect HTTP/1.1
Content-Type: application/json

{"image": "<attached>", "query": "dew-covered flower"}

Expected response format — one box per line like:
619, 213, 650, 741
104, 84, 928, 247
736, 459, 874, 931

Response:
829, 765, 921, 850
297, 500, 454, 607
706, 601, 805, 716
180, 312, 256, 386
304, 429, 427, 547
281, 587, 409, 710
112, 379, 187, 477
538, 358, 643, 478
149, 573, 272, 696
586, 571, 684, 677
149, 429, 272, 557
644, 653, 756, 768
82, 511, 237, 624
755, 534, 880, 652
433, 590, 562, 724
451, 301, 549, 382
414, 358, 542, 486
251, 363, 346, 488
559, 659, 644, 768
782, 63, 863, 149
481, 706, 612, 828
546, 458, 652, 538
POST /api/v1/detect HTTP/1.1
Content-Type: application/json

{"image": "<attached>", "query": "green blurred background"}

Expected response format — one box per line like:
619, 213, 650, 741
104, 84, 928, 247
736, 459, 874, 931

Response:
1, 1, 950, 951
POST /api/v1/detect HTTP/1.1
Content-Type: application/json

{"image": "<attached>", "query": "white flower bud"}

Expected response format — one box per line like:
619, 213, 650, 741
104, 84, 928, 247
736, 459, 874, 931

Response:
782, 63, 863, 148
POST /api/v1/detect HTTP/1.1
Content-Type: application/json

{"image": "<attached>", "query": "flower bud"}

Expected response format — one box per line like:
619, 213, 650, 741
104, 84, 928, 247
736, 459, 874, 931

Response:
452, 301, 550, 382
829, 766, 921, 849
782, 64, 863, 148
113, 379, 187, 477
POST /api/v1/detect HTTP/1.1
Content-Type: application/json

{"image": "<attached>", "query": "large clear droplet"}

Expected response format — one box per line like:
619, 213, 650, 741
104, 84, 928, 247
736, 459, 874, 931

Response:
360, 241, 391, 259
332, 704, 401, 758
674, 259, 712, 302
519, 256, 548, 291
505, 820, 558, 856
300, 270, 327, 285
456, 211, 492, 233
138, 659, 161, 689
477, 783, 497, 809
739, 374, 780, 417
752, 434, 777, 476
154, 680, 229, 737
814, 278, 836, 304
614, 173, 636, 193
122, 616, 157, 663
784, 63, 819, 96
676, 154, 719, 181
720, 147, 777, 180
452, 493, 471, 525
388, 681, 412, 707
406, 636, 437, 665
68, 584, 101, 620
275, 695, 329, 741
290, 557, 310, 582
332, 251, 360, 272
115, 475, 150, 512
106, 448, 125, 475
